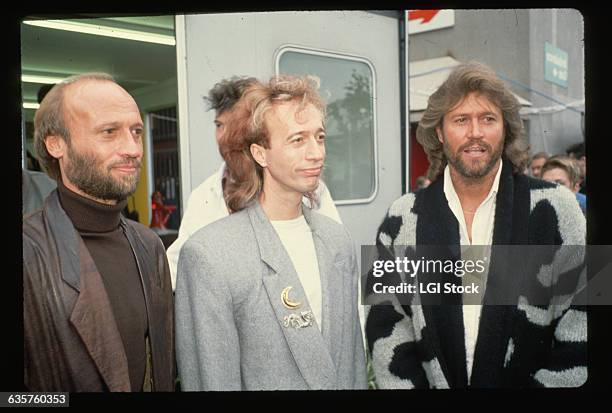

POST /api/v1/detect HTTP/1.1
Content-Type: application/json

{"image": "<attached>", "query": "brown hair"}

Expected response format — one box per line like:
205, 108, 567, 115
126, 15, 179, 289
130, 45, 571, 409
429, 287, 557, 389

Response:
205, 76, 257, 115
541, 155, 581, 187
416, 61, 530, 181
531, 151, 549, 162
33, 73, 116, 180
219, 75, 326, 213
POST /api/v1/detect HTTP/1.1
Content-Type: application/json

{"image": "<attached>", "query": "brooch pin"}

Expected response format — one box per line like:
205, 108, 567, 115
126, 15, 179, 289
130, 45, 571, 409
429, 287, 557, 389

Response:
283, 311, 314, 329
281, 286, 302, 309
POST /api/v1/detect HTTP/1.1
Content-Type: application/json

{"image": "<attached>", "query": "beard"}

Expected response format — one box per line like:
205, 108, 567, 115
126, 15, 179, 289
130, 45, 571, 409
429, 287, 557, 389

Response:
443, 138, 503, 179
64, 144, 141, 202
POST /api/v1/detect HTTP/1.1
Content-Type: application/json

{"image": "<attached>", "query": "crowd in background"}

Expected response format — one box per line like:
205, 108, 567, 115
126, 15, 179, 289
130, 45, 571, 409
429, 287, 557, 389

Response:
527, 142, 586, 215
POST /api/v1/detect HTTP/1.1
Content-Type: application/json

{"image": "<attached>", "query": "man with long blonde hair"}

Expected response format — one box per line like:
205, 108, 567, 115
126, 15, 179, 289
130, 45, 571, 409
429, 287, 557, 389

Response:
366, 61, 586, 388
175, 75, 366, 390
165, 76, 341, 290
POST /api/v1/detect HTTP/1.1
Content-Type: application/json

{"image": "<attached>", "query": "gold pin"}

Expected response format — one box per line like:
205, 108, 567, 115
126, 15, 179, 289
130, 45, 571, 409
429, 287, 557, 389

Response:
281, 286, 302, 309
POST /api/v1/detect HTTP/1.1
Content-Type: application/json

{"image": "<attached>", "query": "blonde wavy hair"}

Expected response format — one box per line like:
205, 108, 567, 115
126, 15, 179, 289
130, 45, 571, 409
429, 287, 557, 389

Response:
416, 61, 530, 181
219, 75, 326, 212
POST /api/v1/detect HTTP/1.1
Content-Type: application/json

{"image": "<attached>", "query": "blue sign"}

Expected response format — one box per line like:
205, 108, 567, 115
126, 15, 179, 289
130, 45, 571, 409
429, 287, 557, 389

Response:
545, 42, 568, 88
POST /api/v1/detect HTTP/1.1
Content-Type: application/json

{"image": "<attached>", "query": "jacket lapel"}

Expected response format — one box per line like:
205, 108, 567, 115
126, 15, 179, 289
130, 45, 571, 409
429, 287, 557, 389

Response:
247, 202, 337, 390
46, 191, 131, 392
303, 207, 345, 370
470, 162, 529, 387
414, 176, 468, 388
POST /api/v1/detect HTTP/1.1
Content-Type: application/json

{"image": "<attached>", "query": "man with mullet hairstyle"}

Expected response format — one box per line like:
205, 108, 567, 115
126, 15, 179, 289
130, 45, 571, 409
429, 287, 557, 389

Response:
166, 76, 341, 290
175, 75, 366, 391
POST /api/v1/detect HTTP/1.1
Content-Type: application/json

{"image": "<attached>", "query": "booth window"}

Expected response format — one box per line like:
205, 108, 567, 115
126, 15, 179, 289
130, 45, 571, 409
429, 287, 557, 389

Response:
277, 47, 377, 204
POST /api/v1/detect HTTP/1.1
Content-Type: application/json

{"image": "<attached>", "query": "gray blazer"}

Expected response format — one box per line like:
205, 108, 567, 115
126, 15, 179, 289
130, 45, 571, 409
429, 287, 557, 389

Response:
175, 201, 366, 391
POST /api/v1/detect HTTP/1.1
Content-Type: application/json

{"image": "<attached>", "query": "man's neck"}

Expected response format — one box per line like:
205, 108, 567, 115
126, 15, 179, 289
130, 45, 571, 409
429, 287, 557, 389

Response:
259, 180, 303, 221
448, 159, 501, 210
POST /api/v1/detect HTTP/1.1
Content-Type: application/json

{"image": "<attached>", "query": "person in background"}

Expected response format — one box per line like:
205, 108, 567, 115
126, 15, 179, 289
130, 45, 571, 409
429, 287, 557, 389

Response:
541, 155, 586, 215
528, 151, 549, 179
22, 84, 57, 216
566, 142, 586, 195
23, 73, 175, 391
166, 76, 342, 290
22, 169, 56, 216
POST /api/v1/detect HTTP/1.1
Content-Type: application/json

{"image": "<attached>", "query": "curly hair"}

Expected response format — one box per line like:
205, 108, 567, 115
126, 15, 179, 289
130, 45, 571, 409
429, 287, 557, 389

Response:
205, 76, 257, 115
33, 73, 115, 180
219, 75, 326, 212
416, 61, 530, 181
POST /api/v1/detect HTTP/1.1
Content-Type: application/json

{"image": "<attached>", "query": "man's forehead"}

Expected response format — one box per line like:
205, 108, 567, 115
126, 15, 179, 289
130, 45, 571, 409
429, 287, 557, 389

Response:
544, 167, 569, 179
267, 101, 323, 127
215, 110, 231, 123
63, 80, 140, 119
447, 92, 501, 115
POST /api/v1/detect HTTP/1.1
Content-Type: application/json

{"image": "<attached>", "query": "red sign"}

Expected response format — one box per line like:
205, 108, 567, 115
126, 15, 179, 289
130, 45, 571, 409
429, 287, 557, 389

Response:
408, 10, 440, 24
407, 9, 455, 34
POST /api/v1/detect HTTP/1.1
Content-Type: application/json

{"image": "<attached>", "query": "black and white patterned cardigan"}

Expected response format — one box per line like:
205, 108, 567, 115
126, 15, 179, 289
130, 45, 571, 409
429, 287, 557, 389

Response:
365, 160, 587, 388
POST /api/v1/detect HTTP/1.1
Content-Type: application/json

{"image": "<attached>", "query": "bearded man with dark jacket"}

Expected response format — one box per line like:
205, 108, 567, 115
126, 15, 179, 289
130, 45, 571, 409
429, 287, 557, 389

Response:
23, 73, 175, 392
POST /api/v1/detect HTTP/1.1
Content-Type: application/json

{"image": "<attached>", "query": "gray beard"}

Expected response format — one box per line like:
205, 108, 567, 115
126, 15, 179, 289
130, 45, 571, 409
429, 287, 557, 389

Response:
64, 146, 140, 202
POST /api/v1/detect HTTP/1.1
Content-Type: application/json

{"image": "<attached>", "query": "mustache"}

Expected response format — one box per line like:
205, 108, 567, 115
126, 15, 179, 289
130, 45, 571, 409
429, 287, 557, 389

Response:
108, 158, 142, 169
458, 141, 492, 152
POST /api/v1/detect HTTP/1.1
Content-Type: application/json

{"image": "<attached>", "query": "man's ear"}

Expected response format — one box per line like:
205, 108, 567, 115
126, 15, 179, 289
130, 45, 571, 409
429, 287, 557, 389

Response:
435, 126, 444, 144
44, 135, 66, 160
250, 143, 267, 168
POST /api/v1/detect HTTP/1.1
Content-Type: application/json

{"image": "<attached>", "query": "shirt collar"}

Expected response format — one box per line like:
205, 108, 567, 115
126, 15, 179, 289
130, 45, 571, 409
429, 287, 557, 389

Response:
443, 158, 503, 208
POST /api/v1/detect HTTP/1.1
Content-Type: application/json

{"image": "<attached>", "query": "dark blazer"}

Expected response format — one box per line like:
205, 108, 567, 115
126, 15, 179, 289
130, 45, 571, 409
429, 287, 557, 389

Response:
23, 191, 175, 392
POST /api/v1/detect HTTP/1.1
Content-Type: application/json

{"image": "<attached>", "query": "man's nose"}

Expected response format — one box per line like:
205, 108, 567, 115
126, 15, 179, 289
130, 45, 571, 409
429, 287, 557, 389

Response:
120, 128, 144, 158
305, 137, 325, 161
468, 119, 484, 139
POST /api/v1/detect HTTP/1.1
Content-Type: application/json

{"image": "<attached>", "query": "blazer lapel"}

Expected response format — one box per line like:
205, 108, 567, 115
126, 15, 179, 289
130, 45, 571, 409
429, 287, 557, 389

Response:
303, 207, 345, 370
247, 203, 337, 390
47, 192, 131, 391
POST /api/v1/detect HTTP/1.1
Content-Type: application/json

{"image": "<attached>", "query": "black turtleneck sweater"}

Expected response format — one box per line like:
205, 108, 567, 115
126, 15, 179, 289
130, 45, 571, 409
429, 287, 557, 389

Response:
57, 181, 147, 392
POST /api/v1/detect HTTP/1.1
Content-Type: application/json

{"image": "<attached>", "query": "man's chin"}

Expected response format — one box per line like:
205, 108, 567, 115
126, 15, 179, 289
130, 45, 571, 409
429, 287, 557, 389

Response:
302, 180, 320, 194
82, 184, 137, 204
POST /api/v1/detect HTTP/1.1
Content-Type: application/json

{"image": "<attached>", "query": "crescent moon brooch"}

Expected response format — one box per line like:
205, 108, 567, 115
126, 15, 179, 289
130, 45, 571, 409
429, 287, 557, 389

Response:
281, 286, 302, 309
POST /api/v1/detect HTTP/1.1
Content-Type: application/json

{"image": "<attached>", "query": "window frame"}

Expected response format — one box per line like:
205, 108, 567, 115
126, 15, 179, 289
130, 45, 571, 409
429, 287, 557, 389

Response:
274, 44, 379, 205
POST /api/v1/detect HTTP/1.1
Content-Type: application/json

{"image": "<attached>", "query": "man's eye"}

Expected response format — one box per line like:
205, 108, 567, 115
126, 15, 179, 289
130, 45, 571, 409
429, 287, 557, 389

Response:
103, 128, 116, 134
292, 136, 303, 143
455, 117, 466, 124
132, 128, 144, 136
317, 134, 326, 141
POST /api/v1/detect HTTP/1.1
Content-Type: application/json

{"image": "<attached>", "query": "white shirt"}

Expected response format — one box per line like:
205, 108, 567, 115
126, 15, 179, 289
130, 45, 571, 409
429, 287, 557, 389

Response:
166, 162, 343, 290
271, 215, 323, 331
443, 160, 502, 383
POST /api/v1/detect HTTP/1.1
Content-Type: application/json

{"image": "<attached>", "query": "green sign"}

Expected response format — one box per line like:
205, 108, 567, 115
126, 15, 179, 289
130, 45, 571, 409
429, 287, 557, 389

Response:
545, 42, 568, 88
